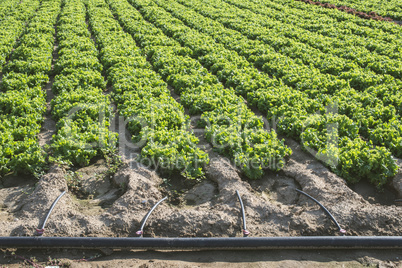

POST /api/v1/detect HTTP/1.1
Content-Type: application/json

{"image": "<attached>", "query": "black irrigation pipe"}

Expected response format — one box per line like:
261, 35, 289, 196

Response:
2, 188, 402, 250
36, 191, 67, 236
1, 236, 402, 250
295, 189, 346, 235
136, 196, 167, 237
236, 190, 250, 237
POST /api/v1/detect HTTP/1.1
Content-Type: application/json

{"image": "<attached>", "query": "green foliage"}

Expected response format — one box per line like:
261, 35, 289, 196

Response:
3, 0, 399, 187
50, 0, 116, 167
88, 0, 210, 179
141, 129, 209, 179
123, 0, 399, 186
52, 69, 106, 95
1, 72, 48, 91
0, 0, 41, 73
109, 0, 292, 180
50, 120, 117, 166
0, 0, 60, 177
337, 138, 398, 188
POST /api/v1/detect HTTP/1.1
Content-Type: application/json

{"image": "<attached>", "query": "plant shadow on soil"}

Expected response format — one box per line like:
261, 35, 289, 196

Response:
294, 143, 400, 208
350, 180, 397, 206
0, 173, 37, 189
157, 171, 219, 207
66, 158, 125, 216
245, 170, 302, 206
0, 174, 38, 222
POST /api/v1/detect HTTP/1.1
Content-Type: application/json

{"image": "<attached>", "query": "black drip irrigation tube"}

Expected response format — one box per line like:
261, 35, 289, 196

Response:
1, 237, 402, 250
36, 191, 67, 236
296, 189, 346, 235
4, 188, 402, 250
236, 190, 250, 237
136, 196, 167, 237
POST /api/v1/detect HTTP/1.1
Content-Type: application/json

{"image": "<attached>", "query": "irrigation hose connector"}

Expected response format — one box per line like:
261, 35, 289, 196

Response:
136, 230, 143, 236
35, 229, 45, 236
243, 229, 251, 236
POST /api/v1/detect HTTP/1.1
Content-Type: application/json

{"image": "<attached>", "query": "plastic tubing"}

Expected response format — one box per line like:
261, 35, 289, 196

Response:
1, 236, 402, 249
136, 196, 168, 237
236, 190, 250, 237
295, 189, 346, 235
36, 191, 67, 236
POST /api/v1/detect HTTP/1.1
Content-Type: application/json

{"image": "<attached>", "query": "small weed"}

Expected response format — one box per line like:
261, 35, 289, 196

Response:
119, 182, 127, 191
47, 256, 71, 267
65, 171, 82, 195
74, 253, 103, 262
103, 149, 122, 178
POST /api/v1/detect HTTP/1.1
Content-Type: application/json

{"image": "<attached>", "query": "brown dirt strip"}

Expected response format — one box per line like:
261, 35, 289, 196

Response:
295, 0, 400, 25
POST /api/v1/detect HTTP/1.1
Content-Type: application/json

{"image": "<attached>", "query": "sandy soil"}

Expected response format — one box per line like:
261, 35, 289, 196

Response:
0, 138, 402, 267
1, 248, 402, 267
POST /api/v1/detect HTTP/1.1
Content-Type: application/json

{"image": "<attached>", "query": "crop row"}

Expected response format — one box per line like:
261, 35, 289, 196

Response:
124, 0, 399, 186
86, 0, 209, 179
229, 0, 402, 60
0, 0, 60, 177
49, 0, 117, 167
148, 1, 402, 127
154, 0, 402, 158
177, 0, 402, 158
168, 0, 402, 114
0, 0, 19, 19
175, 0, 402, 91
248, 0, 401, 36
147, 0, 402, 143
106, 0, 292, 179
218, 0, 402, 77
0, 0, 40, 72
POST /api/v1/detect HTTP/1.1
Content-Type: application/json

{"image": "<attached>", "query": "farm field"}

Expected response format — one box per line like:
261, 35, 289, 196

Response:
0, 0, 402, 265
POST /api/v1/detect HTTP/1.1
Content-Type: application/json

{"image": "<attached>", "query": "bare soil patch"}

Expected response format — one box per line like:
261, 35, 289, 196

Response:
0, 248, 401, 267
0, 138, 402, 266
